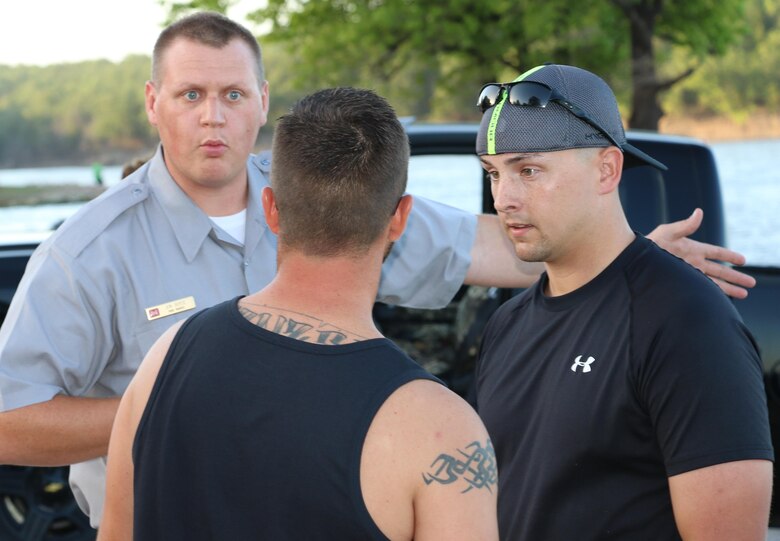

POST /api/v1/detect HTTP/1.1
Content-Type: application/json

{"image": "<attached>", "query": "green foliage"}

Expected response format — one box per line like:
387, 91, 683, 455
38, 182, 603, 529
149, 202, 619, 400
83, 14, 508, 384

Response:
656, 0, 747, 55
244, 0, 629, 120
0, 57, 157, 167
181, 0, 746, 125
160, 0, 234, 24
2, 0, 778, 168
663, 0, 780, 119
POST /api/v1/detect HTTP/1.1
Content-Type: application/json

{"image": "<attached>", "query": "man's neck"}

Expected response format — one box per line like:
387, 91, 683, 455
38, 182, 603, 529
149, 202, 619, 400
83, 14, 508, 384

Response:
242, 250, 384, 342
544, 218, 635, 297
184, 180, 248, 217
161, 151, 249, 216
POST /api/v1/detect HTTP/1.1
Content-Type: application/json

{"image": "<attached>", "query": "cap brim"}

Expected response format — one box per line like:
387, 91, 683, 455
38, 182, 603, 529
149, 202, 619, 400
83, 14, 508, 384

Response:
623, 142, 668, 171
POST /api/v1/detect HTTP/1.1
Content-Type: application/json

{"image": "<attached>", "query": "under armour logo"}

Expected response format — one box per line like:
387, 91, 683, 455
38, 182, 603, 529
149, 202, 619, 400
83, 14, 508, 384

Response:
571, 355, 596, 373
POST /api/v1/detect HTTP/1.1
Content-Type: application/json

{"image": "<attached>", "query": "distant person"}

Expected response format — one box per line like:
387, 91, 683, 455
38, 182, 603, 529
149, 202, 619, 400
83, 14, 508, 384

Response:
0, 11, 755, 529
97, 86, 499, 541
472, 64, 773, 540
92, 162, 104, 185
120, 158, 148, 179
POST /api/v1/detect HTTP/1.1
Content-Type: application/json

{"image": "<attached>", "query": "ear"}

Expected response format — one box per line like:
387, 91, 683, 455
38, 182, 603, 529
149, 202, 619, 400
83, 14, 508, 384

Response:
261, 187, 280, 234
597, 146, 623, 195
259, 80, 270, 123
260, 81, 271, 116
388, 194, 413, 242
145, 81, 158, 127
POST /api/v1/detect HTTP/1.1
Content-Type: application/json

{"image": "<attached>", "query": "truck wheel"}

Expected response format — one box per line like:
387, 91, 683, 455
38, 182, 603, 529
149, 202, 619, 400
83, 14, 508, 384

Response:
0, 466, 95, 540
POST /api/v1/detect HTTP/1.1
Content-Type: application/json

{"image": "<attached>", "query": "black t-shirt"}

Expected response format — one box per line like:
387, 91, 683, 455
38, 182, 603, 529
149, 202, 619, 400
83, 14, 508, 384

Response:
475, 235, 773, 541
133, 297, 440, 541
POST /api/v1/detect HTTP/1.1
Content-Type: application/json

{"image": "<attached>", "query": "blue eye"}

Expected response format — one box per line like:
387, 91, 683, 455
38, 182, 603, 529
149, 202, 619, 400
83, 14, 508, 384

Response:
227, 90, 241, 101
184, 90, 199, 101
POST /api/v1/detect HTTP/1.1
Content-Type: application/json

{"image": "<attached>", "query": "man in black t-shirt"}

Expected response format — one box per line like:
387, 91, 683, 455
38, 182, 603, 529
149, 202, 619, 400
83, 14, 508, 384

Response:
473, 64, 773, 541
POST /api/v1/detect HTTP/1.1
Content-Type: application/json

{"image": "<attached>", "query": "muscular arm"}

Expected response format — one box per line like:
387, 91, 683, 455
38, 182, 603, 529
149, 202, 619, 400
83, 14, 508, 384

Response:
669, 460, 772, 540
466, 209, 755, 298
362, 380, 498, 541
96, 389, 137, 541
0, 395, 119, 465
98, 322, 180, 541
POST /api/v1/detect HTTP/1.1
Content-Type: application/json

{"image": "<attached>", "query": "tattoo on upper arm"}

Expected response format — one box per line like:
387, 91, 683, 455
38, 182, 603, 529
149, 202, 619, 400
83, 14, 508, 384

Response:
238, 304, 367, 344
422, 439, 497, 493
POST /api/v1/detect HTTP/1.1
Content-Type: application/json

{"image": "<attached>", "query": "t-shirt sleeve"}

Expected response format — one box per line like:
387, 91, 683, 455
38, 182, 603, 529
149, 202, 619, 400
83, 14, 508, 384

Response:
376, 195, 477, 309
0, 244, 112, 411
637, 292, 774, 476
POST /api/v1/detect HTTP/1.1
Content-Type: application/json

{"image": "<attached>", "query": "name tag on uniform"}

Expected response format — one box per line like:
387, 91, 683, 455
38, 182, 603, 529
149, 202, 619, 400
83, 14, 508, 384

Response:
145, 296, 197, 321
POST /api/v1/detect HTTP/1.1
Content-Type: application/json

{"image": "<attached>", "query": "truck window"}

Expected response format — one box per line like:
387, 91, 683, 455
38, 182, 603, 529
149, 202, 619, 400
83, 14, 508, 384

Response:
407, 155, 483, 214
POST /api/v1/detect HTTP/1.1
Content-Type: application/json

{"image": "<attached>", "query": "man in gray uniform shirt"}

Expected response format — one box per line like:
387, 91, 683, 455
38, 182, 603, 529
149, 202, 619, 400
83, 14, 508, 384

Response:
0, 12, 756, 528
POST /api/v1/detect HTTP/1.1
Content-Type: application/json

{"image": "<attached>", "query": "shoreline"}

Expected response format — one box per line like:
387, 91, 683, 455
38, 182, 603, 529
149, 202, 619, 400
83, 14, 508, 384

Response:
0, 185, 105, 207
659, 112, 780, 143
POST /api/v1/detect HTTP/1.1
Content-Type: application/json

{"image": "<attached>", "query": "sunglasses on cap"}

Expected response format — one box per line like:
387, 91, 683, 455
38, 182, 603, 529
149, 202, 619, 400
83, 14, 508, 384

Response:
476, 81, 623, 150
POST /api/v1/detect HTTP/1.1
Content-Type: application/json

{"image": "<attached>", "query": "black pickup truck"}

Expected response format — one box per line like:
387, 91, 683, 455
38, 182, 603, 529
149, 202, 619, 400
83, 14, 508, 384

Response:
0, 124, 779, 539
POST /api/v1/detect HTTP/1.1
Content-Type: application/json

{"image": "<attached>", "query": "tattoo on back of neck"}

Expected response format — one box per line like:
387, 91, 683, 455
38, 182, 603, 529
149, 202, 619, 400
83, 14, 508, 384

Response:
238, 304, 368, 344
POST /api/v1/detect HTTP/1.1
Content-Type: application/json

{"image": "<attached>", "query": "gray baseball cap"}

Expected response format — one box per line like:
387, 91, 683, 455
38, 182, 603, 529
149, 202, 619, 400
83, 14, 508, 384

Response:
476, 64, 667, 171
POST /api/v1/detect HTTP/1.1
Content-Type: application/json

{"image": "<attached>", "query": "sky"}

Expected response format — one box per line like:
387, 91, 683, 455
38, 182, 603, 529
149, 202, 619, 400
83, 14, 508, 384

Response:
0, 0, 257, 67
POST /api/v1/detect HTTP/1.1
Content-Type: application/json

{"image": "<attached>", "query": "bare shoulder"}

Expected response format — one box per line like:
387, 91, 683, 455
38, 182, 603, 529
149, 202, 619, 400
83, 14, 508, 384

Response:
361, 380, 498, 541
385, 379, 488, 439
389, 380, 495, 490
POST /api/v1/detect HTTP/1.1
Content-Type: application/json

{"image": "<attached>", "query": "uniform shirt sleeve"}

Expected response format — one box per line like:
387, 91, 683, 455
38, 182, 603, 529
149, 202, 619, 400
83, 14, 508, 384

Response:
0, 242, 112, 411
377, 195, 476, 309
636, 291, 774, 476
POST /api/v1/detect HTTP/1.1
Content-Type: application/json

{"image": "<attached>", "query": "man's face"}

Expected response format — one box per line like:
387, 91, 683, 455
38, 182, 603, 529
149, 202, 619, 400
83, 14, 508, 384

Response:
145, 37, 269, 194
480, 148, 602, 265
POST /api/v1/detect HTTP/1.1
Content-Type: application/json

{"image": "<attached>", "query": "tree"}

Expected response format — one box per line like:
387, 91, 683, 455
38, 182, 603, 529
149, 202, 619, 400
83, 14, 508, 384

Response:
160, 0, 235, 24
612, 0, 746, 129
664, 0, 780, 120
0, 59, 157, 167
163, 0, 747, 129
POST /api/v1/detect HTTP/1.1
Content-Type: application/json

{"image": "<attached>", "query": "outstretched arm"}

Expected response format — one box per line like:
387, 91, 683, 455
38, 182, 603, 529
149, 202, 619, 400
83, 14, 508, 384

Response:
465, 214, 543, 288
645, 208, 755, 299
466, 209, 755, 298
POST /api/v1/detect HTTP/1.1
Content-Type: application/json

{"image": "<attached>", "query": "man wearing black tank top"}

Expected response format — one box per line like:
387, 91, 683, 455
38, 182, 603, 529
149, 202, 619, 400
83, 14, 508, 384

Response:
97, 87, 498, 541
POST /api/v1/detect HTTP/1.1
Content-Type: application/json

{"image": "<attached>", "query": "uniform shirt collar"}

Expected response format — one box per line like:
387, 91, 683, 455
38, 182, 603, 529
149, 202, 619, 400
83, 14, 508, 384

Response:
244, 150, 272, 259
146, 146, 212, 262
147, 145, 271, 263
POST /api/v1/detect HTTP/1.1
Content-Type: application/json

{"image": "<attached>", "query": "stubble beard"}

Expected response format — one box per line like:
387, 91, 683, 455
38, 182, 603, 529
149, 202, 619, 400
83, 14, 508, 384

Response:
511, 233, 552, 263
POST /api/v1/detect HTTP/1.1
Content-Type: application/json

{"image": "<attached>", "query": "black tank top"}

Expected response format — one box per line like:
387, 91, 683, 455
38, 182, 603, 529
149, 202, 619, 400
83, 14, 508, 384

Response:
133, 297, 440, 540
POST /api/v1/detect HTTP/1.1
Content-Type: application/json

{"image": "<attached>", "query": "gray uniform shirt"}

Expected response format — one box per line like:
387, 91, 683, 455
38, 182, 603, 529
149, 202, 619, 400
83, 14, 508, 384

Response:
0, 146, 476, 526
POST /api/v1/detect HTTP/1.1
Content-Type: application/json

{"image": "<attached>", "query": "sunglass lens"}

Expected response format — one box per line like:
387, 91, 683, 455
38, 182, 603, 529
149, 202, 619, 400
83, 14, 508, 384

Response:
508, 82, 553, 107
477, 84, 503, 112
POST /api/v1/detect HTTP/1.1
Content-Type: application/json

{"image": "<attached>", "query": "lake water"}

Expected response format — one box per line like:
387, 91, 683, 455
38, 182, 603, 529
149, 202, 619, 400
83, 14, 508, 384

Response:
711, 139, 780, 266
1, 138, 779, 266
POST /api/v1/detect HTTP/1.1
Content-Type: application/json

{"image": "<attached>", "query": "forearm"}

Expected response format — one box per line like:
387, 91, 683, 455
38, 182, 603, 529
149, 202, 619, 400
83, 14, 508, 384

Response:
0, 395, 120, 465
465, 214, 542, 288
